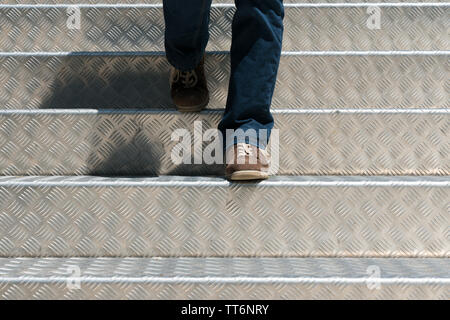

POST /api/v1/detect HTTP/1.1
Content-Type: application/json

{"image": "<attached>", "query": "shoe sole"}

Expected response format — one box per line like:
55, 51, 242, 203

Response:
176, 95, 210, 113
227, 170, 269, 181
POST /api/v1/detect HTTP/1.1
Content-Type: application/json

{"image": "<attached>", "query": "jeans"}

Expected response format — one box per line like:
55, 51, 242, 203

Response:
163, 0, 284, 149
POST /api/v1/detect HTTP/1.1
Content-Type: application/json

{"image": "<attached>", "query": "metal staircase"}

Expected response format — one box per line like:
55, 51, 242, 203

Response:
0, 1, 448, 299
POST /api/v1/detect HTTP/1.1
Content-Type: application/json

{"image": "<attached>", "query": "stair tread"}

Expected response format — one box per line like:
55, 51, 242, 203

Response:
1, 257, 449, 280
1, 53, 448, 110
0, 175, 449, 185
1, 109, 448, 176
0, 174, 448, 258
1, 4, 448, 52
0, 257, 448, 299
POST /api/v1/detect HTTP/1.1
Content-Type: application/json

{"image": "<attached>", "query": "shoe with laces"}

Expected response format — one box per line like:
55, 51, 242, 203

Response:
169, 56, 209, 112
225, 143, 270, 181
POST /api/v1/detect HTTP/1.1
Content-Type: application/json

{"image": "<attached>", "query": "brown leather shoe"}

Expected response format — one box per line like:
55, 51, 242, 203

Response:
225, 143, 270, 181
169, 56, 209, 112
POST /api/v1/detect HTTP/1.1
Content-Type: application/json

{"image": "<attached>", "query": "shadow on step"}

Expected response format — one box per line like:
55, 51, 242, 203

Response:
82, 117, 224, 177
39, 55, 174, 110
35, 54, 225, 176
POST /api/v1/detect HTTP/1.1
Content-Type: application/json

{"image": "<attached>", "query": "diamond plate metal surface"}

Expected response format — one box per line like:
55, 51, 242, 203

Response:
0, 1, 448, 301
0, 110, 448, 176
0, 53, 448, 110
0, 176, 448, 257
0, 258, 448, 299
0, 5, 448, 52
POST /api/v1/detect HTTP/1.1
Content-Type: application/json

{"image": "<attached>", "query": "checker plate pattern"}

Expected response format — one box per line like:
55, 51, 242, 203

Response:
0, 258, 448, 299
0, 54, 448, 110
0, 110, 448, 176
0, 1, 449, 300
0, 6, 448, 52
0, 176, 448, 257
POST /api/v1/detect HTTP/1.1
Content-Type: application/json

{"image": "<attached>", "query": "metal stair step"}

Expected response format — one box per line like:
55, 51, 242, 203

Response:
0, 257, 448, 299
0, 175, 448, 257
0, 4, 447, 52
0, 52, 448, 110
0, 109, 448, 176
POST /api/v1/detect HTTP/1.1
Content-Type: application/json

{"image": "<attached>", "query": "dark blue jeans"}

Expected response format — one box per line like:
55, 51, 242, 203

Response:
163, 0, 284, 149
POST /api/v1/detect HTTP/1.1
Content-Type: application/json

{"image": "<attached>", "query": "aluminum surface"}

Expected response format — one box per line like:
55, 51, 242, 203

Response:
0, 53, 448, 110
0, 257, 448, 299
0, 0, 448, 301
0, 176, 448, 257
0, 5, 448, 52
0, 109, 448, 176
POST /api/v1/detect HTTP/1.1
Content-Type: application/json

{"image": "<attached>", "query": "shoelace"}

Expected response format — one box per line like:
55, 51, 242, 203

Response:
227, 143, 270, 165
172, 69, 198, 88
237, 143, 253, 158
236, 144, 270, 159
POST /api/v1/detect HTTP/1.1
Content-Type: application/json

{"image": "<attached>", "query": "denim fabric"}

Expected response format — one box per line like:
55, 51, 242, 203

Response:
163, 0, 284, 149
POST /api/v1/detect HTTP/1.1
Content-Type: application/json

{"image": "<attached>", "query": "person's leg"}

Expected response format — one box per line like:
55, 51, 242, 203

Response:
219, 0, 284, 150
163, 0, 212, 71
163, 0, 212, 111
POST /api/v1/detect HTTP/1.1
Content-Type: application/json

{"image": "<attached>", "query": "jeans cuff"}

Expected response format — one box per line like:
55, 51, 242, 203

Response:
166, 52, 203, 72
